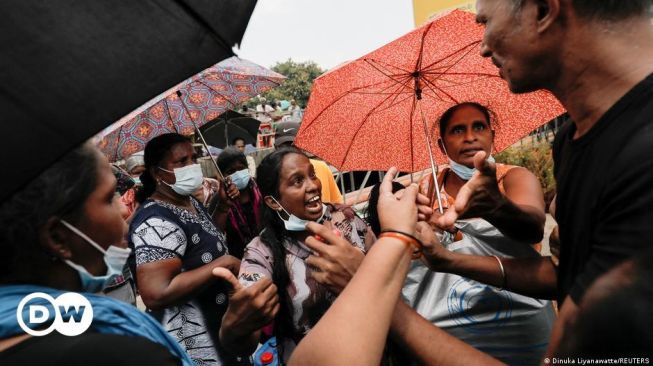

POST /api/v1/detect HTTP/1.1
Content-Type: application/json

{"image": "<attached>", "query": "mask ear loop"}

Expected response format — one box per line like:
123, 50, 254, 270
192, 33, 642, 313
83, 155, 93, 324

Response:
60, 220, 107, 255
438, 138, 451, 160
267, 196, 291, 220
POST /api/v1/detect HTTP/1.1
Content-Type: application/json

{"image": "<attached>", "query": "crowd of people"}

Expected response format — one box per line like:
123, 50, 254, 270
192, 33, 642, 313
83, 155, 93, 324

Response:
1, 0, 653, 365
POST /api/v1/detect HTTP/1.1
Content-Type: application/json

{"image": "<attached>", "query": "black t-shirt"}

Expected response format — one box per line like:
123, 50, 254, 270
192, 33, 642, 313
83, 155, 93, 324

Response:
553, 73, 653, 304
0, 332, 181, 366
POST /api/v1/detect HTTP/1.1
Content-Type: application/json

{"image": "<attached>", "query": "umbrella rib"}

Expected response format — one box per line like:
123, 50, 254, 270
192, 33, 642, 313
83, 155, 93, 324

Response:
113, 124, 125, 162
363, 58, 412, 76
163, 98, 181, 134
421, 44, 485, 90
194, 79, 239, 110
302, 77, 411, 132
421, 76, 460, 104
204, 68, 284, 94
423, 74, 498, 90
339, 87, 410, 168
420, 40, 481, 72
414, 21, 434, 75
375, 92, 416, 115
410, 97, 417, 173
421, 71, 498, 78
351, 75, 412, 96
364, 59, 413, 93
351, 75, 416, 120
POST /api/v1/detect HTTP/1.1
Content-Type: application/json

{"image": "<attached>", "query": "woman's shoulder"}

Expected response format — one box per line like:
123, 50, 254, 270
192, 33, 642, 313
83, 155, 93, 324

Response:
130, 200, 184, 229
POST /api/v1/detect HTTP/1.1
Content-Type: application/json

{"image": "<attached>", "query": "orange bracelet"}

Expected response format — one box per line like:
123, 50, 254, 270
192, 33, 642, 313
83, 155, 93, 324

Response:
379, 231, 422, 259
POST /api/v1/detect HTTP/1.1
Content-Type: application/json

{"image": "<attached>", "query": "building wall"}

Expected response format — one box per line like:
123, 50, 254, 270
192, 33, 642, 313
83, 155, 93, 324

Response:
412, 0, 476, 27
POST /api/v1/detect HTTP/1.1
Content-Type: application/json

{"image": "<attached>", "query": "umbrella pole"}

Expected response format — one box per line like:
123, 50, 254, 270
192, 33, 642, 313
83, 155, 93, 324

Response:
176, 91, 226, 182
417, 99, 445, 215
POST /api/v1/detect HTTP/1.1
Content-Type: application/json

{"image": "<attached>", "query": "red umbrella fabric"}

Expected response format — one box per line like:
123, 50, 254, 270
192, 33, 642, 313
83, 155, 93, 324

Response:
295, 10, 564, 172
97, 57, 285, 161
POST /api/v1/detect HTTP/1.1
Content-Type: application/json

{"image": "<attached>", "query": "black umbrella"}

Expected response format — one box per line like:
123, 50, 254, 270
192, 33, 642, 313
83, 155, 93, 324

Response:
200, 110, 261, 149
0, 0, 257, 203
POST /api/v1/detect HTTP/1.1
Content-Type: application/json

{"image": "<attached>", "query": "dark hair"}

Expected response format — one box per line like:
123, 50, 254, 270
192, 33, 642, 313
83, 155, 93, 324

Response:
512, 0, 652, 20
556, 249, 653, 357
0, 143, 99, 281
217, 146, 247, 175
136, 133, 191, 203
437, 102, 495, 139
365, 181, 406, 236
256, 146, 308, 356
231, 137, 245, 145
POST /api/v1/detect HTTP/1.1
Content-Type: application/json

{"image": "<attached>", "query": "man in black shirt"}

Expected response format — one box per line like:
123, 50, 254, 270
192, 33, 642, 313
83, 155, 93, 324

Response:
414, 0, 653, 361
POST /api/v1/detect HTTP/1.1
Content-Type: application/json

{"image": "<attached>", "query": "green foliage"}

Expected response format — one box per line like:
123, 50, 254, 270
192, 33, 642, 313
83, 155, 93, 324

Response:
495, 142, 556, 197
246, 59, 324, 108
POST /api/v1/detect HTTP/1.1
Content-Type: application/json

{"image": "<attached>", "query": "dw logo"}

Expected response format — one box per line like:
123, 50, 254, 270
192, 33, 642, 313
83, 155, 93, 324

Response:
16, 292, 93, 336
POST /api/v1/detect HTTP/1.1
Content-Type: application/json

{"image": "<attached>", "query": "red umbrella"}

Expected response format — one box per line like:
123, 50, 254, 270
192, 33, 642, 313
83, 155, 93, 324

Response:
295, 9, 564, 210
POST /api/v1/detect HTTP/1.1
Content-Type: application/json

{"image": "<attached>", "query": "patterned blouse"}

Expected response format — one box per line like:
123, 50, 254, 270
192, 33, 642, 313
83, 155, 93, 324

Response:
129, 197, 247, 366
238, 204, 375, 361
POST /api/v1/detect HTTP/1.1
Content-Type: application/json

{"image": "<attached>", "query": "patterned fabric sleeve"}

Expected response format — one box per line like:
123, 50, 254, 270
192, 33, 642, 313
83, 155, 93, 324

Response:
238, 236, 274, 287
132, 217, 187, 266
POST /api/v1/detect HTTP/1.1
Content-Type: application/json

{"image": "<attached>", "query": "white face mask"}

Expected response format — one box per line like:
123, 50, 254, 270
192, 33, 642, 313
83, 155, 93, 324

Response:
448, 155, 495, 181
60, 220, 131, 293
159, 163, 204, 196
229, 169, 251, 190
268, 196, 327, 231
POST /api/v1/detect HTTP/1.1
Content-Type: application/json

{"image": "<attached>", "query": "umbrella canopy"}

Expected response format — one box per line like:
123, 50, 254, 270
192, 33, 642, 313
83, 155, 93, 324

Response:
295, 10, 565, 173
97, 57, 284, 161
1, 0, 258, 203
200, 110, 261, 149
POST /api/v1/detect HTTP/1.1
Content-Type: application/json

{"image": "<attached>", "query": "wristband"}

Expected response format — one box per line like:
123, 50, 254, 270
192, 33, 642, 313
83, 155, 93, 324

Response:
379, 230, 422, 259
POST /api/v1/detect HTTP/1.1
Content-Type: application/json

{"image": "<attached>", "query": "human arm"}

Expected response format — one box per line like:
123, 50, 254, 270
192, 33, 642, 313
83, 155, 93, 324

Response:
389, 300, 504, 366
136, 255, 240, 311
305, 227, 365, 294
288, 167, 420, 366
132, 217, 240, 310
418, 222, 558, 299
218, 241, 277, 355
209, 178, 240, 231
437, 152, 545, 243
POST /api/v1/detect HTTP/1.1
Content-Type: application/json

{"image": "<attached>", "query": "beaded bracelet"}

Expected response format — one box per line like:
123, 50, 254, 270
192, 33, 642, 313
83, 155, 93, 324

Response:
379, 230, 423, 259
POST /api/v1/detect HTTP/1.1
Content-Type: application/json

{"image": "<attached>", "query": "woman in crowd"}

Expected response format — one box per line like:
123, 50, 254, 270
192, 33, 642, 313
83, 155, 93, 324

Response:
407, 102, 555, 365
219, 147, 375, 362
0, 142, 192, 365
129, 133, 277, 365
120, 151, 146, 218
216, 147, 262, 259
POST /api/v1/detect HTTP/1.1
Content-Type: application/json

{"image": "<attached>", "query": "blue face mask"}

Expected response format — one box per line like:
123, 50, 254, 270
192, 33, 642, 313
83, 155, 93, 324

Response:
229, 169, 251, 190
448, 155, 495, 181
269, 197, 327, 231
60, 220, 132, 293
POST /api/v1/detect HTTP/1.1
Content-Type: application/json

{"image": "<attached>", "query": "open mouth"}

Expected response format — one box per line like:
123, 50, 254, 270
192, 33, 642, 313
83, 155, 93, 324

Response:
305, 195, 322, 213
460, 148, 483, 157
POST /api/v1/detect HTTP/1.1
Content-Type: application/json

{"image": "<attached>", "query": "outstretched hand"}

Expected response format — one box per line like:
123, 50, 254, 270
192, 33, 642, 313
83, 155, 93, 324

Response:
378, 167, 431, 236
214, 268, 279, 335
435, 151, 503, 230
305, 222, 365, 294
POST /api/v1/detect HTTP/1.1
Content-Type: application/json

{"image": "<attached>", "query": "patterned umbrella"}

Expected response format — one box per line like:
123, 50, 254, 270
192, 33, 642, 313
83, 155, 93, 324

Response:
98, 56, 285, 162
295, 10, 564, 173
